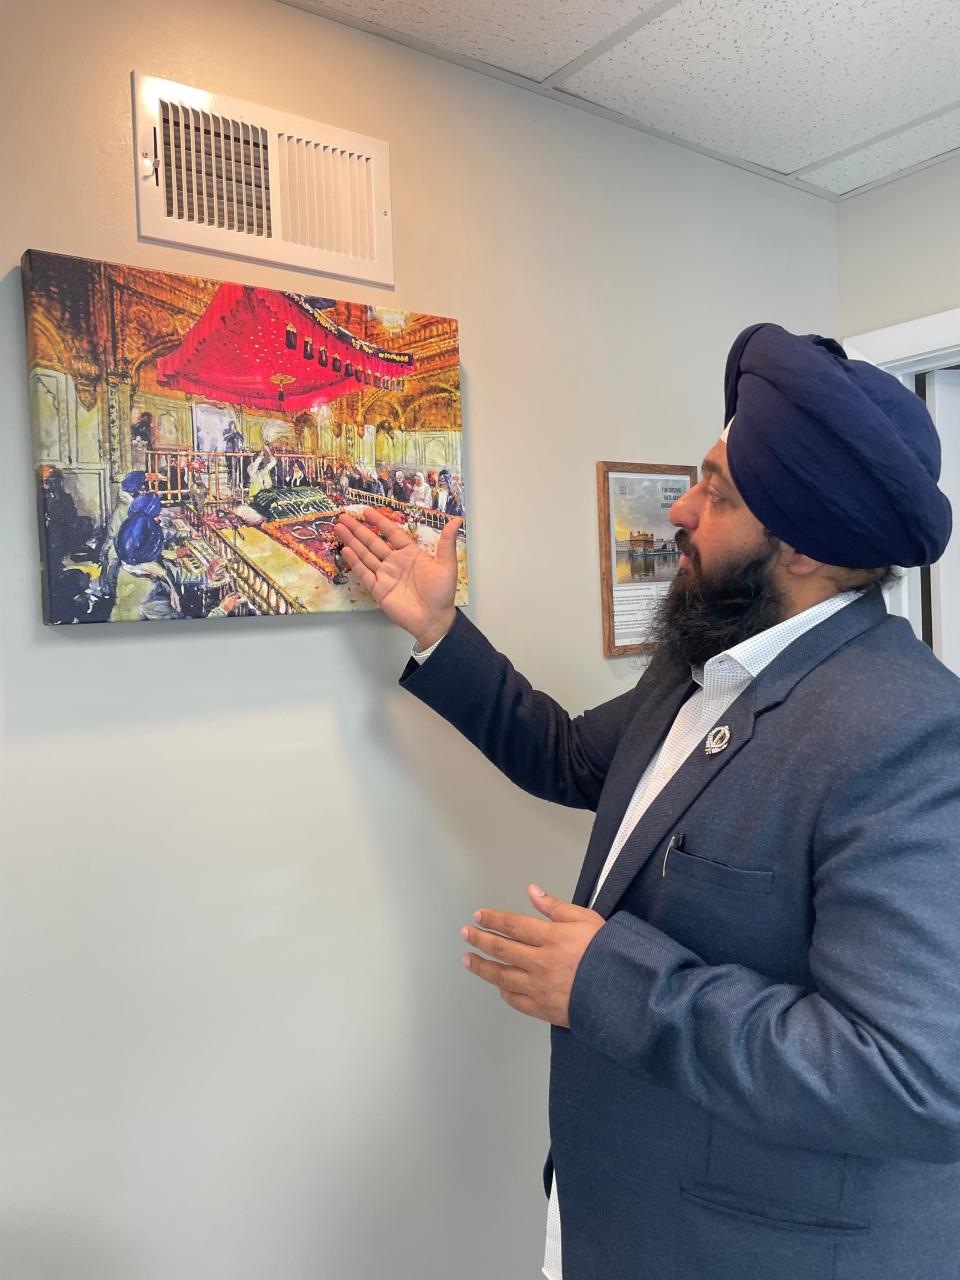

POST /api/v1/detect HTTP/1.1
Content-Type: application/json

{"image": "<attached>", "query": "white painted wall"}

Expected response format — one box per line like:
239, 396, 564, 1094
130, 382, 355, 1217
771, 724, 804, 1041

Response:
0, 2, 837, 1276
838, 154, 960, 337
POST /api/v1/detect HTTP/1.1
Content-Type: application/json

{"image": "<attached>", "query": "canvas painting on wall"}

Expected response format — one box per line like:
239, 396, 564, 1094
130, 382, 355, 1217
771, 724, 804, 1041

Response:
22, 250, 467, 625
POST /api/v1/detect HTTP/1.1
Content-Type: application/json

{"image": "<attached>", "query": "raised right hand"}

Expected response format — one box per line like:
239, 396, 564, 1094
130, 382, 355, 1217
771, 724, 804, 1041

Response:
333, 508, 462, 648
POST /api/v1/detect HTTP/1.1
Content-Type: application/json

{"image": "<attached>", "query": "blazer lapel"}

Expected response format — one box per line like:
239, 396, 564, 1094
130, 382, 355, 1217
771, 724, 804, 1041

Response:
571, 673, 695, 907
589, 687, 757, 918
584, 587, 892, 918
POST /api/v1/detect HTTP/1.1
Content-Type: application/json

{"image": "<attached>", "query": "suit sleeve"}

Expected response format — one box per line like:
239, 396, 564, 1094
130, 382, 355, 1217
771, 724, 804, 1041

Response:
568, 709, 960, 1162
399, 609, 641, 812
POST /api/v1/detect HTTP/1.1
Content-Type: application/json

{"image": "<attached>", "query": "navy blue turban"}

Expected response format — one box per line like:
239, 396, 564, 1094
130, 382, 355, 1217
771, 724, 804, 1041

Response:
128, 492, 162, 518
724, 324, 952, 568
116, 514, 163, 566
120, 470, 147, 495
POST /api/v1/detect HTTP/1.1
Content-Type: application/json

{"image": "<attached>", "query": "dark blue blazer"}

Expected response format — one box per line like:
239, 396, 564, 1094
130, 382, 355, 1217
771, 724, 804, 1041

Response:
401, 589, 960, 1280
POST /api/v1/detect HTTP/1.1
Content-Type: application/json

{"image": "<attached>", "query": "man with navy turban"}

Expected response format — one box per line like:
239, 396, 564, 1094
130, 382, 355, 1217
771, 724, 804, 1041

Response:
335, 324, 960, 1280
724, 322, 951, 568
654, 322, 951, 670
111, 492, 240, 623
109, 492, 175, 623
88, 470, 152, 603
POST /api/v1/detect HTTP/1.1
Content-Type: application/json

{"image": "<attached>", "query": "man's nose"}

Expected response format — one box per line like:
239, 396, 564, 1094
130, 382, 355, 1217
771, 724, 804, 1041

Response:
669, 491, 698, 530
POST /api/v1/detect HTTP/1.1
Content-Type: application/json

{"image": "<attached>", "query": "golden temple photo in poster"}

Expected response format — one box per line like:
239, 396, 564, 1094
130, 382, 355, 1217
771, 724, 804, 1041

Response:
22, 250, 467, 625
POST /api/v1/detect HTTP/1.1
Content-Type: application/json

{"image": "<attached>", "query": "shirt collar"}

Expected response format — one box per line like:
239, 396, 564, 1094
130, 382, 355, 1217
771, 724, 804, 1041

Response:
691, 590, 862, 688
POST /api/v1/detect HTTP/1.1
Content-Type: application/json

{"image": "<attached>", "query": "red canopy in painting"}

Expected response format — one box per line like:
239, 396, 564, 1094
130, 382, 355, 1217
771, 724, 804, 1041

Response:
156, 284, 416, 411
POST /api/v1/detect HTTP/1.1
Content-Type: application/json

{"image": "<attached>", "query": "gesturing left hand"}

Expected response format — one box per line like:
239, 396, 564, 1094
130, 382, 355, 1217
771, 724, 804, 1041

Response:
460, 885, 605, 1026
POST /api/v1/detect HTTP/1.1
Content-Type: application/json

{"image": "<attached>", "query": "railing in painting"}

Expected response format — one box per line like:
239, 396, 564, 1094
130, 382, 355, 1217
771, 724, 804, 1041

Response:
144, 450, 341, 505
343, 488, 467, 536
144, 451, 467, 535
150, 454, 463, 617
181, 502, 306, 615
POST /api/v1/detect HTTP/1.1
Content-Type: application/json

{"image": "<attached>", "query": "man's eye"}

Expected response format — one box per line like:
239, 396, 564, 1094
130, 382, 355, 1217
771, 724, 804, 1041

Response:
707, 488, 724, 502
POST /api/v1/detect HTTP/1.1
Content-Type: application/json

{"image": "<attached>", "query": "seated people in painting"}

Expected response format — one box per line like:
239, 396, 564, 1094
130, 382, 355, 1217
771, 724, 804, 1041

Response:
392, 470, 411, 504
363, 466, 386, 497
88, 470, 148, 603
433, 468, 464, 518
110, 493, 240, 623
409, 472, 432, 507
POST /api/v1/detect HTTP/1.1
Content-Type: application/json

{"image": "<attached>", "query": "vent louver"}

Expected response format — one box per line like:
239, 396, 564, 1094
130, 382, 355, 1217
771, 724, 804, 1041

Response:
134, 74, 393, 285
277, 135, 375, 259
159, 102, 272, 236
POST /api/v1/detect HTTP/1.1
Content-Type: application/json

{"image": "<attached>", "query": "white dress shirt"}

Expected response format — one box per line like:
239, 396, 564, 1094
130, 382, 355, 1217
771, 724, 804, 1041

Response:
412, 590, 861, 1279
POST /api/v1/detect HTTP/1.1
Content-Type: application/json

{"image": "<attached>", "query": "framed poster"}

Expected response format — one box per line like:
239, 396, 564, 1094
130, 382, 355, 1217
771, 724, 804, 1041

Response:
596, 461, 697, 657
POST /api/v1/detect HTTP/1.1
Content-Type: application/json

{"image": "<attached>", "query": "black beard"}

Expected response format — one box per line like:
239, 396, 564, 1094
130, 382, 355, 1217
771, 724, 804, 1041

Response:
651, 536, 784, 671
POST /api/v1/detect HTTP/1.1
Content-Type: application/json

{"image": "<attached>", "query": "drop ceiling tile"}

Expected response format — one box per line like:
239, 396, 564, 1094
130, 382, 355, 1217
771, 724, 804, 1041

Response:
298, 0, 665, 81
561, 0, 960, 174
801, 109, 960, 195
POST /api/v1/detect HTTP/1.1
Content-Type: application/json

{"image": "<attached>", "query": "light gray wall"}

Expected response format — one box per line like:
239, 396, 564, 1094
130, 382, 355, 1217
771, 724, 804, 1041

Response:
839, 154, 960, 336
0, 2, 837, 1276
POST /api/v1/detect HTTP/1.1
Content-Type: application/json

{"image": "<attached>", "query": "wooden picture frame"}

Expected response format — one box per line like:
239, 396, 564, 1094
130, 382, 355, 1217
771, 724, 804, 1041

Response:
596, 460, 698, 657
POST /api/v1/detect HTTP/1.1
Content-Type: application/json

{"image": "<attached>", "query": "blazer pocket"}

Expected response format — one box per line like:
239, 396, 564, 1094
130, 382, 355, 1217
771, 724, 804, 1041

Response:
664, 846, 773, 895
680, 1183, 869, 1235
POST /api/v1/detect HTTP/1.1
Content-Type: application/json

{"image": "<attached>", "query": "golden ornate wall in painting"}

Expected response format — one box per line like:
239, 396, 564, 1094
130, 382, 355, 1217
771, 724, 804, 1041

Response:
22, 250, 467, 625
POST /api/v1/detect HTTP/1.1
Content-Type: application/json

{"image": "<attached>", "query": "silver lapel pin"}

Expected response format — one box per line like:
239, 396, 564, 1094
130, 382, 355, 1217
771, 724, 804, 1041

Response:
705, 724, 731, 756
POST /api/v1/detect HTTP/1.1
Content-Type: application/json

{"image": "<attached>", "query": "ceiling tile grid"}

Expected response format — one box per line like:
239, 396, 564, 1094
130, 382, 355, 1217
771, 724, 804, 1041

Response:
291, 0, 660, 80
560, 0, 960, 174
280, 0, 960, 199
800, 106, 960, 195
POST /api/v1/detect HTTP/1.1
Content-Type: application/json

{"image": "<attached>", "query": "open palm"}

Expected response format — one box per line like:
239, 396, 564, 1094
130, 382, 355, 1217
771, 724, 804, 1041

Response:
334, 508, 462, 645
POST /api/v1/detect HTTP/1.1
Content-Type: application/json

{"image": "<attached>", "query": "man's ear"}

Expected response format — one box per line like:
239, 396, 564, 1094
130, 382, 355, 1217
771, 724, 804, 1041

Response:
777, 542, 824, 578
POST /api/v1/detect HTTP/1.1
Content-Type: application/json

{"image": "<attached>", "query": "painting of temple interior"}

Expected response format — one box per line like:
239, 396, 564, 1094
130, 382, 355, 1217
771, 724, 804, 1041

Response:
22, 250, 467, 625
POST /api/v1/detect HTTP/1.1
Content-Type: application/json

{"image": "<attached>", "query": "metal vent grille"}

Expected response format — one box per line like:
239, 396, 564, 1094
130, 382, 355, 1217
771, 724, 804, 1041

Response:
134, 74, 395, 285
159, 100, 272, 237
278, 136, 375, 260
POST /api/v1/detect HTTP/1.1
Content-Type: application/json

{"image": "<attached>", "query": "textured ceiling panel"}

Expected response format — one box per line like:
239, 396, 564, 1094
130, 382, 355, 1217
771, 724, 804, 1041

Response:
296, 0, 666, 80
801, 109, 960, 195
561, 0, 960, 175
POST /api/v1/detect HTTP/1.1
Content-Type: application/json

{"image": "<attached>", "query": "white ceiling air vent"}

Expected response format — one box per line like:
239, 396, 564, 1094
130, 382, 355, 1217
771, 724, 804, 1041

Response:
132, 73, 394, 286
